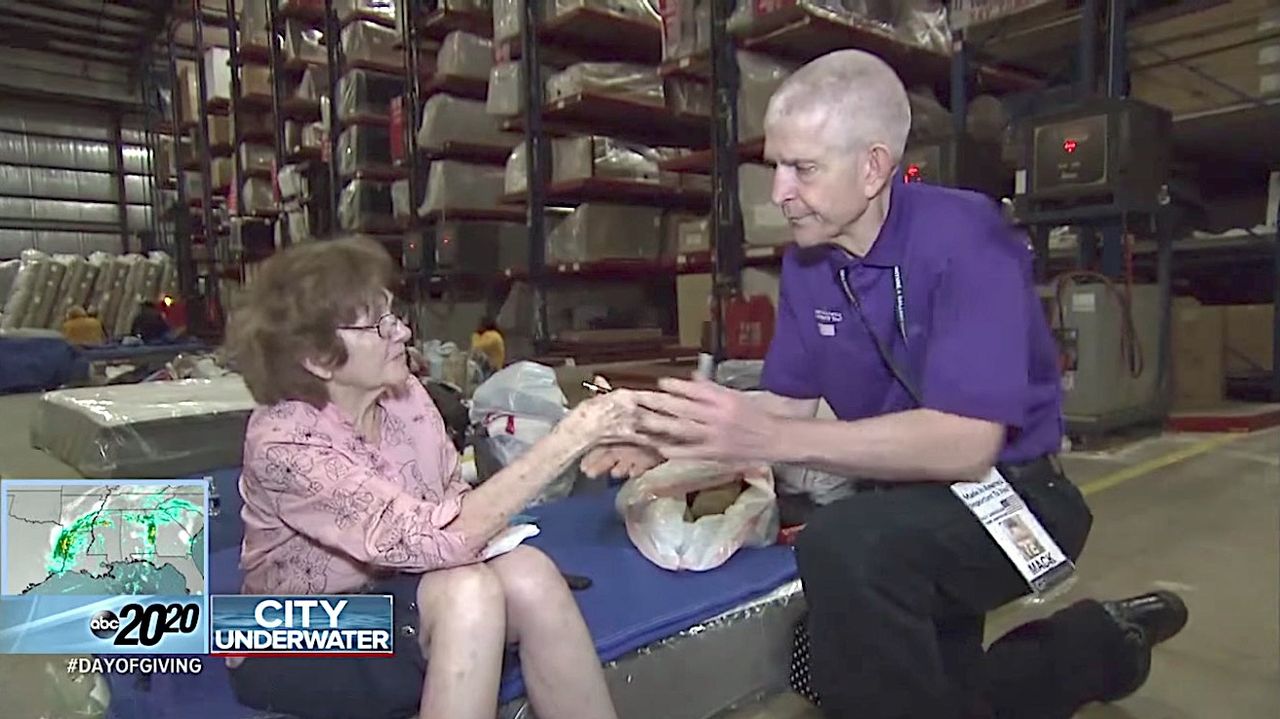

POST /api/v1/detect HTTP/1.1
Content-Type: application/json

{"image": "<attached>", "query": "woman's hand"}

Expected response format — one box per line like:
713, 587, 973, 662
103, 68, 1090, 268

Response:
559, 389, 651, 448
580, 444, 665, 480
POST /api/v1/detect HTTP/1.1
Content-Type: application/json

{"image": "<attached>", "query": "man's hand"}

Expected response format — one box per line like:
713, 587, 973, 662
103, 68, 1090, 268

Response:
580, 445, 664, 480
635, 377, 781, 462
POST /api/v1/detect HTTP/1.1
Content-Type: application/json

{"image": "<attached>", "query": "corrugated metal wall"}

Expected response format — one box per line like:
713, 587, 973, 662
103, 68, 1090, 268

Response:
0, 99, 157, 260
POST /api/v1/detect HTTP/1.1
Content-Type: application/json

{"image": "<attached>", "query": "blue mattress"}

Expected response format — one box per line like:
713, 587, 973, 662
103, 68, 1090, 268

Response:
0, 336, 87, 394
80, 337, 205, 362
106, 469, 798, 717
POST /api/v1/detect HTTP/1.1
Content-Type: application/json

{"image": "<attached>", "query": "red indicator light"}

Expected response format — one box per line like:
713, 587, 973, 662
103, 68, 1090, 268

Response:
904, 164, 922, 183
1063, 139, 1078, 153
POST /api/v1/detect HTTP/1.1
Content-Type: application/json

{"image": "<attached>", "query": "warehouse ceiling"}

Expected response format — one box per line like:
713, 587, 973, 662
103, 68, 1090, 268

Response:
0, 0, 171, 69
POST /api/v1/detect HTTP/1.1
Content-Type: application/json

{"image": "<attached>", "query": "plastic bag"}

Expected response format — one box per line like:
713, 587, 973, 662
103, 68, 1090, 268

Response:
617, 460, 780, 572
468, 362, 577, 505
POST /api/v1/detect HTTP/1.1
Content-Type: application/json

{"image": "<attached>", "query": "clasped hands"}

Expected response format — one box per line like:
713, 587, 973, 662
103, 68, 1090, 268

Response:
567, 376, 777, 480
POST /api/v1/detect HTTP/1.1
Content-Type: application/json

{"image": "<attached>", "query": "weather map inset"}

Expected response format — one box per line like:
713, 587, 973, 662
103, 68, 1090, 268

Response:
0, 479, 209, 654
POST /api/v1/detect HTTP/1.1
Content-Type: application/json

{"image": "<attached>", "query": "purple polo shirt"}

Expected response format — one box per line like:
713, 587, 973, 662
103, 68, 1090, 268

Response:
761, 181, 1063, 464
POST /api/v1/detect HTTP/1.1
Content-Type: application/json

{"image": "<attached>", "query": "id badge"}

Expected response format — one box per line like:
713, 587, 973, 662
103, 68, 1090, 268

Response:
951, 468, 1076, 600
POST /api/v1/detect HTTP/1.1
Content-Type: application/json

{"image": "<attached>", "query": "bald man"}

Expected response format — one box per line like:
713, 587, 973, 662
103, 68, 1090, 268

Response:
584, 50, 1188, 718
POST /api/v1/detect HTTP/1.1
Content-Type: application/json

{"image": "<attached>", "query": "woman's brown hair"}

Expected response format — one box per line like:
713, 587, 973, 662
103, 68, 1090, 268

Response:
227, 237, 397, 407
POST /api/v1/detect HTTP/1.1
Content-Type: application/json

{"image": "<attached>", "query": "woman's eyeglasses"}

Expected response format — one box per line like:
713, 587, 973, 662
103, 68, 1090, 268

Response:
337, 312, 405, 340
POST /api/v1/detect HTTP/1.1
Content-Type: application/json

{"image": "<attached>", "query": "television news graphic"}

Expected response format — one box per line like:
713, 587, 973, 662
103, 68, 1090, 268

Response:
66, 656, 205, 676
0, 479, 210, 655
209, 595, 395, 656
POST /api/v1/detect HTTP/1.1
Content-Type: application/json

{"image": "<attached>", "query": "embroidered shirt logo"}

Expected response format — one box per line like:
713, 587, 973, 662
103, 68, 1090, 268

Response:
814, 310, 842, 337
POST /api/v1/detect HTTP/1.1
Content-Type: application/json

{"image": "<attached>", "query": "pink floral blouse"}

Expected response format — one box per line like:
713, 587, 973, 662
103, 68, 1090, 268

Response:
237, 379, 476, 594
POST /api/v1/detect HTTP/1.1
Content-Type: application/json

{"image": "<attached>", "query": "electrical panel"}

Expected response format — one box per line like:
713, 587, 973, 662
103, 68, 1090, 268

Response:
901, 137, 1008, 199
1017, 98, 1171, 217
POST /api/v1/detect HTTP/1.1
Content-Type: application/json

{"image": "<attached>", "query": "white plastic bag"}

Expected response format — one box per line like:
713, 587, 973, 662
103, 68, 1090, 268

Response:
617, 460, 780, 572
469, 361, 576, 505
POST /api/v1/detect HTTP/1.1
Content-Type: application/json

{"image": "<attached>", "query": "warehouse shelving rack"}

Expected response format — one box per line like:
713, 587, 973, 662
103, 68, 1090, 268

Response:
487, 0, 1043, 362
131, 0, 1277, 401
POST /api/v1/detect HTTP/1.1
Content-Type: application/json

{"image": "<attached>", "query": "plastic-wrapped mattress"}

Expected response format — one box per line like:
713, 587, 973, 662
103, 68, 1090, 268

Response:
29, 377, 256, 479
0, 259, 19, 309
1, 250, 52, 330
86, 254, 130, 337
50, 254, 98, 329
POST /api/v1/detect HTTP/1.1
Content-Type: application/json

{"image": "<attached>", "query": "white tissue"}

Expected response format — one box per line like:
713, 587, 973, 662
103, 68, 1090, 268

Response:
481, 523, 541, 560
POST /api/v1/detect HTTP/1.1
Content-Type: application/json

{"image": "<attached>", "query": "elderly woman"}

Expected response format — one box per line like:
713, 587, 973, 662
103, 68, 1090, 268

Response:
225, 238, 637, 719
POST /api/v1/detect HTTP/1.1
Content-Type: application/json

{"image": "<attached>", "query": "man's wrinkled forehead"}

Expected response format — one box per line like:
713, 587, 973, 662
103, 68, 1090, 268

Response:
764, 107, 855, 163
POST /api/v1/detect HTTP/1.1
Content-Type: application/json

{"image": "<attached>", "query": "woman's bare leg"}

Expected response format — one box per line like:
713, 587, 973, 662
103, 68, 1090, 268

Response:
488, 546, 618, 719
414, 564, 507, 719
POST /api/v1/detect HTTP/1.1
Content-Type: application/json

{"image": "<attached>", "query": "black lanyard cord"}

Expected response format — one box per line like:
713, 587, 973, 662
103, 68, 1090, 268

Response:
838, 266, 923, 408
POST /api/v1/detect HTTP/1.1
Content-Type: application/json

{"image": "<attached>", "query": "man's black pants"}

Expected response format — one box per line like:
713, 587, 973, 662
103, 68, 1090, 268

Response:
794, 459, 1139, 719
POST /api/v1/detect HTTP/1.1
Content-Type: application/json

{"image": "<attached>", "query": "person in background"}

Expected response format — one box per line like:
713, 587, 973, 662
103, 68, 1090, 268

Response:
60, 306, 105, 346
225, 237, 640, 719
131, 301, 172, 344
470, 315, 506, 375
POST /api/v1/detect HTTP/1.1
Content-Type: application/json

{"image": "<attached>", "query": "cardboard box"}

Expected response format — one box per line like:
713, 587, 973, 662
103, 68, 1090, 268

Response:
237, 112, 275, 140
207, 115, 233, 149
1131, 0, 1280, 56
1224, 303, 1275, 375
546, 204, 664, 264
203, 47, 233, 105
178, 64, 200, 126
210, 158, 234, 190
242, 64, 274, 100
551, 136, 675, 186
1130, 2, 1280, 115
740, 163, 789, 246
678, 273, 712, 349
665, 212, 709, 255
1171, 298, 1225, 409
1131, 40, 1280, 115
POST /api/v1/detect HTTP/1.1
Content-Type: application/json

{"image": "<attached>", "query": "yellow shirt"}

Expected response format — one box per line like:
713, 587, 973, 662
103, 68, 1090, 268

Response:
62, 316, 106, 346
470, 329, 505, 371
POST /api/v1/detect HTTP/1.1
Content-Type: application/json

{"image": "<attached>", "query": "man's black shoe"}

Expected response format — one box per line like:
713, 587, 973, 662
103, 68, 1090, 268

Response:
1103, 590, 1190, 646
1096, 591, 1188, 703
1096, 611, 1152, 703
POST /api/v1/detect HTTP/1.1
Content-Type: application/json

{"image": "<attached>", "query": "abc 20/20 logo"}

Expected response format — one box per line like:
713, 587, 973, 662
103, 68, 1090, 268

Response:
89, 602, 202, 647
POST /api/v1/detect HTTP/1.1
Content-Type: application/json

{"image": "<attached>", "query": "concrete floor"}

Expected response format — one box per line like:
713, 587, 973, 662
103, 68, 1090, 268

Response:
1, 392, 1277, 718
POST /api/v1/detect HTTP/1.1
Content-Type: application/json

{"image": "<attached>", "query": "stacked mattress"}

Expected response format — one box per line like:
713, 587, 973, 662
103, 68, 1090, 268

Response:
30, 377, 256, 478
0, 250, 176, 336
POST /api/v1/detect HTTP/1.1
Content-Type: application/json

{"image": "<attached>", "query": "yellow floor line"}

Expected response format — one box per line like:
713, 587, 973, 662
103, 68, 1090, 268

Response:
1079, 434, 1246, 497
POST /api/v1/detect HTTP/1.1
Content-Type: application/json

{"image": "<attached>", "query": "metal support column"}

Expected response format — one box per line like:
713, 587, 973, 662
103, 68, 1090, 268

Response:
227, 0, 247, 227
166, 26, 197, 305
140, 65, 164, 250
521, 0, 550, 352
1076, 225, 1098, 269
191, 1, 218, 297
950, 34, 968, 138
1030, 225, 1050, 283
266, 0, 288, 244
709, 0, 742, 360
1105, 0, 1128, 99
401, 0, 426, 271
1154, 202, 1175, 409
1099, 223, 1124, 277
111, 114, 131, 253
325, 0, 343, 235
1273, 187, 1280, 400
1078, 0, 1099, 98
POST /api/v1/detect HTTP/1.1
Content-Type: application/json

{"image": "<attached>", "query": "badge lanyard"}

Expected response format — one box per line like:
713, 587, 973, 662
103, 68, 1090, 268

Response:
836, 264, 1075, 601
